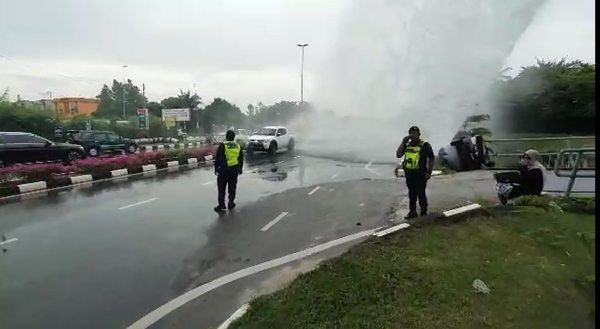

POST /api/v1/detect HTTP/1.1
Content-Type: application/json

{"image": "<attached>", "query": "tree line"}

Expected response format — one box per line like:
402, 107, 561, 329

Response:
492, 58, 595, 135
0, 58, 595, 140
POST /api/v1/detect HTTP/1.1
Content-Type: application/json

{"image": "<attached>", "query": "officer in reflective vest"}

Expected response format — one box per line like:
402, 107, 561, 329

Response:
214, 130, 244, 212
396, 126, 435, 219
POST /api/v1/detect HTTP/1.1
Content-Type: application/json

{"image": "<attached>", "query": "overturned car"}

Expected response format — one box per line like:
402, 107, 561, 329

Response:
438, 130, 496, 172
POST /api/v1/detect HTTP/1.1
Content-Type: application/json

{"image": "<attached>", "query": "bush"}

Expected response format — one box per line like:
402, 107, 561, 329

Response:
0, 146, 217, 190
513, 194, 595, 214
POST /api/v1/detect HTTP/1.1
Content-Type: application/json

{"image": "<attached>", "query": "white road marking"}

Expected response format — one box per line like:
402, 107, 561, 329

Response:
364, 161, 373, 169
261, 212, 289, 231
125, 227, 382, 329
217, 303, 250, 329
0, 238, 19, 247
359, 203, 365, 207
118, 198, 159, 210
365, 168, 382, 176
202, 180, 217, 186
373, 223, 411, 238
275, 161, 283, 165
330, 173, 339, 179
308, 186, 321, 195
443, 203, 482, 217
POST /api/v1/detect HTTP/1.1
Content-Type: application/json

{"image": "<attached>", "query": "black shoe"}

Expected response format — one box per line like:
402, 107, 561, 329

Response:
420, 209, 428, 216
214, 205, 226, 213
228, 202, 236, 210
404, 212, 418, 220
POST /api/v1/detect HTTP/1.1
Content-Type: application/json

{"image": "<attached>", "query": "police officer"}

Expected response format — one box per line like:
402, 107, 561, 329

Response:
396, 126, 435, 219
214, 130, 244, 213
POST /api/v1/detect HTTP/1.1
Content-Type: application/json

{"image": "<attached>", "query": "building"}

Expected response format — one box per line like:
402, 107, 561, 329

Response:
14, 98, 56, 111
53, 97, 99, 118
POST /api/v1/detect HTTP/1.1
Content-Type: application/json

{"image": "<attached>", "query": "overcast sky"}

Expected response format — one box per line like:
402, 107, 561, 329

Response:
0, 0, 595, 107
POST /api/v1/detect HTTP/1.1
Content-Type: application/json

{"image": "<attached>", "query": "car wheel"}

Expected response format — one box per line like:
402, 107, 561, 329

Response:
88, 147, 99, 157
268, 141, 278, 155
66, 151, 82, 164
127, 144, 138, 154
288, 139, 295, 151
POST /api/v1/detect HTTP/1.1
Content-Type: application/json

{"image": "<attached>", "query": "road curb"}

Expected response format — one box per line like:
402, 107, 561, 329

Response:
373, 203, 484, 238
138, 142, 207, 153
1, 156, 215, 201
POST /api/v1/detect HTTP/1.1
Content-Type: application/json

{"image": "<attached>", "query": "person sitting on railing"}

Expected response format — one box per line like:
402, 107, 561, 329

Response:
495, 149, 547, 205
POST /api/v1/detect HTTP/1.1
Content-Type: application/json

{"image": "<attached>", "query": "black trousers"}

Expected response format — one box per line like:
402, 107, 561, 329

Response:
405, 170, 428, 213
217, 170, 239, 206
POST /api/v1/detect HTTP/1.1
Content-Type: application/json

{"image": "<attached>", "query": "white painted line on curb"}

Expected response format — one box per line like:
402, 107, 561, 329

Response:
110, 169, 129, 177
157, 145, 164, 150
205, 154, 214, 161
374, 223, 411, 238
187, 158, 198, 164
330, 173, 339, 179
261, 212, 289, 231
142, 164, 157, 172
70, 174, 93, 184
118, 198, 159, 210
443, 203, 482, 217
125, 227, 381, 329
217, 304, 250, 329
202, 180, 216, 186
166, 161, 179, 167
308, 186, 321, 195
18, 181, 47, 193
0, 238, 19, 247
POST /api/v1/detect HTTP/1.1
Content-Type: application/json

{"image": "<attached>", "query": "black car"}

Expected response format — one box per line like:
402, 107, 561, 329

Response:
66, 130, 138, 157
0, 132, 86, 167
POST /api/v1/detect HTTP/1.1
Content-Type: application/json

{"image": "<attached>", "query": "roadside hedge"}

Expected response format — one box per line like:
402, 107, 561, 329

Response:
0, 146, 216, 196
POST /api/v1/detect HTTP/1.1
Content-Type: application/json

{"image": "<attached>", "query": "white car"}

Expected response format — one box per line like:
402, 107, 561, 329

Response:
247, 126, 296, 154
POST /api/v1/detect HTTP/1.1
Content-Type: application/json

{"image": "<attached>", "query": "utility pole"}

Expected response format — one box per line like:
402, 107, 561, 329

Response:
122, 65, 128, 119
297, 43, 309, 103
142, 83, 146, 108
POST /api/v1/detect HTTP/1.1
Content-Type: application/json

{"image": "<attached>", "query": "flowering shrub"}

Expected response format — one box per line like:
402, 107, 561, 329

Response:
0, 145, 217, 187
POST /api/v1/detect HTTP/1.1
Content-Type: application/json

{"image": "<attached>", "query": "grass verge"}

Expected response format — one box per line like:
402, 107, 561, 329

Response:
230, 207, 595, 329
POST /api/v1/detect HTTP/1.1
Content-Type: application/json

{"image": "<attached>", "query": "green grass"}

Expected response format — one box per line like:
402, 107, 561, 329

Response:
230, 208, 595, 329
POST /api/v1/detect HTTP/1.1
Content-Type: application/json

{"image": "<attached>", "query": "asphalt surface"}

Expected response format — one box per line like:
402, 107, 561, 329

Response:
0, 152, 594, 329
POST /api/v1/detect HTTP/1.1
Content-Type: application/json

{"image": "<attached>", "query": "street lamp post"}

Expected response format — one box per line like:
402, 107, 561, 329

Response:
122, 65, 128, 119
297, 43, 309, 103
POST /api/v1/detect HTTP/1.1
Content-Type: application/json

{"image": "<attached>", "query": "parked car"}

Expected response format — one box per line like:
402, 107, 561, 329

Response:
247, 126, 296, 154
66, 130, 138, 157
0, 132, 86, 167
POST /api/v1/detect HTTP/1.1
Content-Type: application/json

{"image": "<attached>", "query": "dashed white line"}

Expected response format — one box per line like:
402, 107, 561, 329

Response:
125, 227, 382, 329
330, 173, 339, 179
365, 168, 382, 176
202, 180, 217, 185
261, 212, 289, 231
364, 161, 373, 169
0, 238, 19, 247
118, 198, 159, 210
308, 186, 321, 195
217, 304, 250, 329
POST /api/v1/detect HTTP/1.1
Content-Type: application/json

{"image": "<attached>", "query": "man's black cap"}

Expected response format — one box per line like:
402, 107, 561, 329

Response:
408, 126, 420, 133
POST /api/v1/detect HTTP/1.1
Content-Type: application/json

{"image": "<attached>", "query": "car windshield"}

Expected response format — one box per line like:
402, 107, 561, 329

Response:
255, 128, 277, 136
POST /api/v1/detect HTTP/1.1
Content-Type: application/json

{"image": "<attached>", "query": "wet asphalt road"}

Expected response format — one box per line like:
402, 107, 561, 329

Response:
0, 152, 594, 329
0, 153, 403, 329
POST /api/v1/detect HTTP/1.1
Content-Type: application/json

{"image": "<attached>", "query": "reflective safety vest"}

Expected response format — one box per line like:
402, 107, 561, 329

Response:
224, 141, 241, 167
403, 140, 426, 170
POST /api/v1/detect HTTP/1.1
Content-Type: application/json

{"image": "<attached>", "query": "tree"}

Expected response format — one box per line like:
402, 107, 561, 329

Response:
95, 79, 148, 119
201, 98, 245, 133
496, 59, 595, 135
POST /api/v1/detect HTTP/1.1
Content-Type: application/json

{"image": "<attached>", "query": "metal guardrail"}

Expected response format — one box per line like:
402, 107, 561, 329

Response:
488, 136, 595, 170
554, 148, 596, 197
